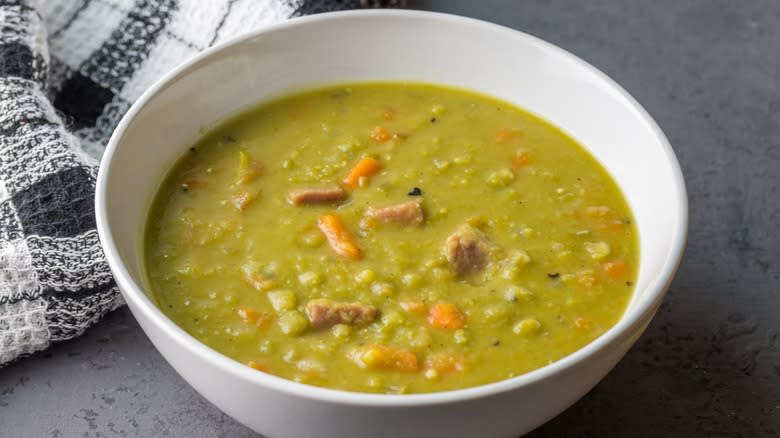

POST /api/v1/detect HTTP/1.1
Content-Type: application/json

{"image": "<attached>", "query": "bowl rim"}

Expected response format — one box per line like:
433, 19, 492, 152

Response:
95, 9, 688, 407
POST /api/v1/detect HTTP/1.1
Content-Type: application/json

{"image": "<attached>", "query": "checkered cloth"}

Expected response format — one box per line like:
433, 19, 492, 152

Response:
0, 0, 401, 366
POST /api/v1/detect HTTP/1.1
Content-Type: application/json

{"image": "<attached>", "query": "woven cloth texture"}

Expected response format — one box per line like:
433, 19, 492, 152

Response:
0, 0, 401, 367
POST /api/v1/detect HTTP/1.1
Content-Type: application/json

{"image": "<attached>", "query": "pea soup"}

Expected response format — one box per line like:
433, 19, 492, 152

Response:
145, 82, 638, 394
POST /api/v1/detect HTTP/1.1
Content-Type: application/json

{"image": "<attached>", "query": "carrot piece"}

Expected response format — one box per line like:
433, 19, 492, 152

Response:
358, 344, 419, 372
240, 261, 276, 292
495, 128, 522, 143
603, 259, 629, 278
237, 307, 271, 328
427, 303, 465, 330
400, 297, 426, 314
343, 157, 381, 189
510, 149, 534, 169
244, 273, 275, 292
317, 214, 361, 259
370, 126, 392, 142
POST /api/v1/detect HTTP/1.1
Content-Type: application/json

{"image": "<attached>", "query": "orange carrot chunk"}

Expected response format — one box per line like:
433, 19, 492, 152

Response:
237, 307, 271, 328
317, 214, 361, 259
358, 344, 419, 372
603, 259, 629, 278
427, 303, 465, 330
343, 157, 381, 189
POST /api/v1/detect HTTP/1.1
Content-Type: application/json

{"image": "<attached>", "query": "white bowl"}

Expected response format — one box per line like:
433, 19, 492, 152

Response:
96, 10, 687, 438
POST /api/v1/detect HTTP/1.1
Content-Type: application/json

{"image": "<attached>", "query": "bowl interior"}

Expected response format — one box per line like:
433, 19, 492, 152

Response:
100, 11, 685, 386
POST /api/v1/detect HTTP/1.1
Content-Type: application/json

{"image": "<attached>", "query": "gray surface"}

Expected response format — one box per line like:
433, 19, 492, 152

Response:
2, 0, 779, 436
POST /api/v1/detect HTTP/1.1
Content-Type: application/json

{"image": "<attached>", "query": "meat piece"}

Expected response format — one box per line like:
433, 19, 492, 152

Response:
445, 224, 496, 276
305, 299, 378, 329
288, 183, 346, 205
365, 200, 424, 225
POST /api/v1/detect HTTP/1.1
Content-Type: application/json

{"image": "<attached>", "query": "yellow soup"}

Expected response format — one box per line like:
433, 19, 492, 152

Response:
145, 82, 638, 394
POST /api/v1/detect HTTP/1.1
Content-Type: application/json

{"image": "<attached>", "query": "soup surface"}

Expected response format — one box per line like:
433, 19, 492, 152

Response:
145, 83, 638, 394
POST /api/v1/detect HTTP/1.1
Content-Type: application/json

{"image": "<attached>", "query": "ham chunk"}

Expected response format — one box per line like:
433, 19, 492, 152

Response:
445, 224, 496, 276
288, 183, 346, 205
365, 200, 424, 226
305, 299, 378, 329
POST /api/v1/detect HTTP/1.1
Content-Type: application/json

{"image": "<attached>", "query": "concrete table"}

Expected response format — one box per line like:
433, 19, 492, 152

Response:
2, 1, 778, 436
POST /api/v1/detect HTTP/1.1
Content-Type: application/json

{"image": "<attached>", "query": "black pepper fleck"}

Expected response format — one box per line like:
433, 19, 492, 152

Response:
493, 340, 501, 347
408, 187, 422, 196
189, 147, 196, 152
430, 117, 437, 123
626, 281, 633, 286
547, 272, 560, 279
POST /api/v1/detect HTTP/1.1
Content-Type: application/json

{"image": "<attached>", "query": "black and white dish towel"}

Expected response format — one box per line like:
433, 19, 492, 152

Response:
0, 0, 401, 367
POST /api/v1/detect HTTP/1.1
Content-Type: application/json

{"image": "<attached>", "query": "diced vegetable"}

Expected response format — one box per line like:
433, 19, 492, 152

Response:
237, 307, 271, 328
343, 157, 381, 189
278, 311, 308, 335
267, 289, 297, 313
231, 190, 256, 211
486, 168, 515, 187
427, 303, 465, 330
317, 214, 362, 259
498, 249, 532, 279
584, 241, 611, 260
510, 149, 533, 169
512, 319, 541, 336
603, 259, 628, 278
241, 261, 276, 292
235, 151, 263, 185
355, 344, 419, 372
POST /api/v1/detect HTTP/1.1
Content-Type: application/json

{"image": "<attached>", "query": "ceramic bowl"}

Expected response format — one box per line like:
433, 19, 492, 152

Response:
95, 10, 687, 438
